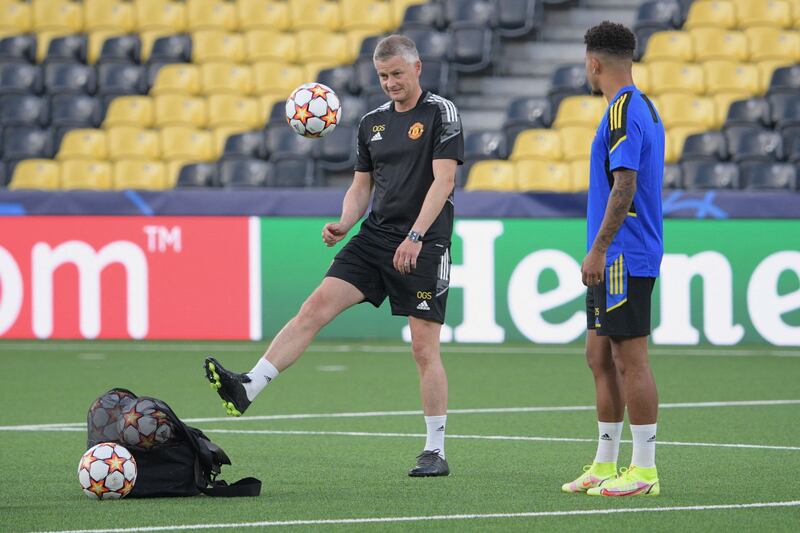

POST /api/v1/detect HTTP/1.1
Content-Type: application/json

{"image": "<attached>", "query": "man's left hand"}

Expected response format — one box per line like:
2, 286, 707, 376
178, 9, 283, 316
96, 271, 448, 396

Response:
393, 239, 422, 275
581, 248, 606, 287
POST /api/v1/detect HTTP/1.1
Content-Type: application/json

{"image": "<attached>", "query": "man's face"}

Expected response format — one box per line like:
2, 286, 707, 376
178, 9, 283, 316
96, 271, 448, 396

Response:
585, 53, 602, 95
374, 55, 421, 103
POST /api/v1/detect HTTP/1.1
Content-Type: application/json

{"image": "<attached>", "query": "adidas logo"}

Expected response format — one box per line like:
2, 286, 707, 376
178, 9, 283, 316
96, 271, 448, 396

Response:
600, 433, 612, 441
436, 425, 445, 431
371, 131, 383, 141
416, 301, 430, 311
647, 435, 657, 442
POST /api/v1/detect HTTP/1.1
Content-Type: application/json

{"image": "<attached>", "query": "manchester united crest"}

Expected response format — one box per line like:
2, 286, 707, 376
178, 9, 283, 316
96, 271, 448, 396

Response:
408, 122, 424, 140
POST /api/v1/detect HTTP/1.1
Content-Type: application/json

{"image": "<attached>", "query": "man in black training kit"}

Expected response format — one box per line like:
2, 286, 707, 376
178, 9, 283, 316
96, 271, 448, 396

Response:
203, 34, 463, 477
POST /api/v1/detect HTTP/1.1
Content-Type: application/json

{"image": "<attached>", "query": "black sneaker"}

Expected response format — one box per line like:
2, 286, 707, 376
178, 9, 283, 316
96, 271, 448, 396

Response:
203, 356, 251, 417
408, 450, 450, 477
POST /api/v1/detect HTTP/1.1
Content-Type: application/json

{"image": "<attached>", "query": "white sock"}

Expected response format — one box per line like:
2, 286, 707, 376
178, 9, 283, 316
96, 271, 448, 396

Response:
630, 423, 657, 468
424, 415, 446, 459
243, 358, 279, 401
594, 421, 624, 464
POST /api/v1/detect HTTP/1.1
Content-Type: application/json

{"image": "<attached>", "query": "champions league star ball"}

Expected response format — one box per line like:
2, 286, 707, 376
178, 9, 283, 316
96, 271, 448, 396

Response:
78, 443, 137, 500
285, 83, 341, 138
88, 389, 136, 443
117, 398, 176, 450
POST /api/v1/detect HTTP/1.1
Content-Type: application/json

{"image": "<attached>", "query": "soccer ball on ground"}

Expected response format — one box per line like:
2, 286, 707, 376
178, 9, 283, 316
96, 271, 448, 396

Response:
285, 82, 341, 138
117, 398, 176, 450
78, 442, 137, 500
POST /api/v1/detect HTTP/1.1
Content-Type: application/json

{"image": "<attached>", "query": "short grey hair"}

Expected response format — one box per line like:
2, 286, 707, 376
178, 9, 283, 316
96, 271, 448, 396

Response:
373, 35, 419, 64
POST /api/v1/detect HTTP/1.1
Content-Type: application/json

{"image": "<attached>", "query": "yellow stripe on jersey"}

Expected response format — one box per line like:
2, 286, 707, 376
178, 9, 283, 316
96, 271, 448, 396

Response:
609, 134, 627, 153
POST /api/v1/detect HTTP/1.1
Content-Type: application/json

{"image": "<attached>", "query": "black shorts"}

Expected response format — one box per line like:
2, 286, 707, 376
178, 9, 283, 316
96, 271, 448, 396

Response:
586, 257, 656, 337
326, 227, 451, 323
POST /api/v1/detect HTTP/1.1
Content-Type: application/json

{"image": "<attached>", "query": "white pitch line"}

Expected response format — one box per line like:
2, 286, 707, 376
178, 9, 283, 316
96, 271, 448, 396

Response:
30, 500, 800, 533
3, 399, 800, 432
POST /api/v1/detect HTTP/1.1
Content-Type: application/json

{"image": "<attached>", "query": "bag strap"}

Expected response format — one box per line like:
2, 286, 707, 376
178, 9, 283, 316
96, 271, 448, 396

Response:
199, 477, 262, 497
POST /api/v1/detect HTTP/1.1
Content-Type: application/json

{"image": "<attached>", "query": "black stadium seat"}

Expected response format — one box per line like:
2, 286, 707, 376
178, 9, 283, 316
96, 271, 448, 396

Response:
784, 129, 800, 163
44, 35, 87, 64
504, 97, 553, 148
0, 63, 42, 95
634, 27, 661, 61
222, 130, 267, 160
740, 162, 797, 190
316, 66, 354, 96
418, 58, 451, 95
681, 161, 739, 189
50, 94, 103, 129
465, 129, 508, 160
442, 0, 494, 26
0, 34, 36, 63
401, 3, 444, 31
634, 0, 681, 31
448, 23, 493, 72
492, 0, 540, 38
177, 162, 218, 187
97, 63, 144, 97
98, 35, 142, 64
662, 163, 683, 188
265, 125, 315, 157
44, 62, 96, 95
768, 93, 800, 132
726, 129, 784, 163
548, 64, 589, 109
219, 158, 273, 187
270, 153, 319, 186
768, 65, 800, 95
725, 98, 770, 129
681, 131, 728, 162
315, 124, 358, 173
358, 35, 384, 56
3, 127, 54, 160
351, 54, 382, 94
337, 94, 367, 126
401, 30, 450, 60
150, 34, 192, 63
0, 159, 6, 187
0, 95, 48, 127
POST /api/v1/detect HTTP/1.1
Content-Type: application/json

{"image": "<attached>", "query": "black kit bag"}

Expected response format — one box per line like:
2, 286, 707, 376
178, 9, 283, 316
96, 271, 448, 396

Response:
86, 388, 261, 498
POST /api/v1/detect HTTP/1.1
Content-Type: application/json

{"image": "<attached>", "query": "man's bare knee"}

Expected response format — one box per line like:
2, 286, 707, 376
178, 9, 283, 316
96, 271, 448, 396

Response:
296, 291, 334, 330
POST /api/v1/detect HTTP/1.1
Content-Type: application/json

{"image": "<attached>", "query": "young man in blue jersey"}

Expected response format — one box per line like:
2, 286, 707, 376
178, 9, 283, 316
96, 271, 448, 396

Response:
561, 21, 665, 497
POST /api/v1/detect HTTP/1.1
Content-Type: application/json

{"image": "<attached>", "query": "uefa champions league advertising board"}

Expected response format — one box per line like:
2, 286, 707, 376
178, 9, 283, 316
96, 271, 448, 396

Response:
0, 216, 797, 346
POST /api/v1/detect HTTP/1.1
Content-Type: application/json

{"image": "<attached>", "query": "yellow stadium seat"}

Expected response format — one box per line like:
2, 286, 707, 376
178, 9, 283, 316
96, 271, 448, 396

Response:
166, 159, 192, 186
113, 159, 168, 190
207, 95, 261, 128
793, 0, 800, 27
684, 0, 736, 30
201, 63, 254, 95
104, 96, 155, 128
296, 30, 349, 64
160, 126, 214, 161
642, 31, 694, 62
712, 92, 750, 125
510, 129, 562, 161
245, 30, 297, 63
733, 0, 792, 29
632, 63, 651, 94
559, 127, 596, 162
757, 59, 795, 94
690, 28, 748, 62
84, 0, 134, 32
289, 0, 341, 31
570, 159, 590, 191
656, 93, 716, 129
186, 0, 237, 31
703, 61, 760, 95
135, 0, 186, 32
151, 64, 201, 96
553, 95, 606, 129
192, 30, 246, 63
341, 0, 393, 32
9, 160, 59, 190
665, 126, 705, 164
237, 0, 290, 31
0, 0, 32, 33
57, 129, 108, 160
391, 0, 425, 27
746, 27, 800, 62
154, 95, 208, 128
139, 29, 174, 62
212, 125, 251, 157
258, 93, 285, 122
465, 160, 516, 192
36, 30, 70, 61
32, 0, 82, 31
516, 160, 572, 192
61, 160, 113, 190
304, 61, 342, 82
253, 61, 305, 95
107, 127, 161, 160
346, 29, 381, 61
647, 61, 705, 95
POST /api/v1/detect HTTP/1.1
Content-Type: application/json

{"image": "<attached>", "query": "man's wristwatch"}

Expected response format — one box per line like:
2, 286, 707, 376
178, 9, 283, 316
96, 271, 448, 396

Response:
407, 230, 423, 243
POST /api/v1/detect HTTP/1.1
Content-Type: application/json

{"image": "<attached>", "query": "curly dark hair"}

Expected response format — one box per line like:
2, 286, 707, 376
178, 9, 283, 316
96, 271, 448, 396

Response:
584, 21, 636, 58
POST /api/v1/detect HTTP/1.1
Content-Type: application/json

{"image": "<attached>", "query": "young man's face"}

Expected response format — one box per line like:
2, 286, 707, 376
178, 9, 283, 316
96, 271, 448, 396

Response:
374, 55, 422, 105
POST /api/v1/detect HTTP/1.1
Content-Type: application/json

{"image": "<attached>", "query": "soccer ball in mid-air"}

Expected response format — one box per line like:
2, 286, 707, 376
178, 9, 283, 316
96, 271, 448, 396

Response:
117, 398, 176, 450
285, 82, 341, 138
78, 442, 137, 500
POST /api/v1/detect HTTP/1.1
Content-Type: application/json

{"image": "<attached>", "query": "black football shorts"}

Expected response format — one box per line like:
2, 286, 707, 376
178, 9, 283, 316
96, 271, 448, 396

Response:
586, 254, 656, 337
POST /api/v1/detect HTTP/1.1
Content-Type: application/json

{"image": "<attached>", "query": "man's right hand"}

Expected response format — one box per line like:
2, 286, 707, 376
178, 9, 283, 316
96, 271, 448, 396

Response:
322, 222, 349, 247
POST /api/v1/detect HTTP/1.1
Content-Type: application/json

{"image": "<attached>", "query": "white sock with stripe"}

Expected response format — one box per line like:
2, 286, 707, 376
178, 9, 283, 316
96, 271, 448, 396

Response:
594, 421, 624, 464
424, 415, 447, 459
630, 423, 657, 468
243, 358, 279, 401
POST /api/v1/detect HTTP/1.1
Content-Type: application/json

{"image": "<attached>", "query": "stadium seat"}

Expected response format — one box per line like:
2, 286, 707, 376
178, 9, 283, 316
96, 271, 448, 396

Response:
160, 126, 213, 161
757, 60, 794, 95
657, 93, 716, 129
400, 2, 443, 30
690, 28, 748, 62
680, 130, 728, 162
150, 34, 192, 62
107, 126, 161, 159
192, 31, 245, 63
570, 159, 590, 191
222, 130, 266, 160
768, 64, 800, 95
33, 0, 83, 32
0, 34, 36, 63
465, 160, 515, 191
90, 31, 118, 65
314, 124, 357, 172
186, 0, 237, 31
296, 30, 348, 65
244, 30, 297, 63
726, 128, 784, 162
681, 160, 739, 189
136, 29, 172, 62
0, 0, 32, 34
631, 63, 652, 94
61, 160, 113, 189
113, 159, 168, 190
703, 61, 759, 96
8, 159, 59, 190
516, 160, 572, 192
289, 0, 341, 31
732, 0, 792, 29
465, 130, 508, 160
3, 126, 53, 160
662, 163, 683, 188
200, 63, 253, 96
341, 0, 393, 32
97, 63, 143, 97
151, 64, 201, 96
44, 62, 97, 95
252, 61, 304, 95
647, 61, 704, 95
559, 127, 594, 162
492, 0, 539, 38
684, 0, 736, 30
785, 129, 800, 162
219, 157, 273, 187
725, 98, 771, 129
237, 0, 290, 31
643, 31, 694, 62
510, 129, 561, 161
316, 66, 354, 97
271, 153, 319, 187
104, 96, 154, 127
207, 95, 261, 129
448, 23, 493, 72
634, 0, 682, 31
549, 64, 589, 99
350, 55, 381, 94
154, 95, 207, 128
0, 95, 48, 127
712, 92, 749, 128
264, 124, 315, 157
135, 0, 187, 32
402, 29, 450, 60
666, 126, 705, 163
769, 93, 800, 131
746, 28, 800, 62
418, 59, 451, 96
331, 94, 364, 127
442, 0, 494, 26
85, 0, 135, 32
552, 96, 606, 129
505, 97, 553, 131
739, 161, 797, 189
50, 94, 103, 129
57, 129, 108, 160
97, 34, 141, 64
177, 162, 218, 187
345, 29, 380, 62
44, 34, 87, 63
